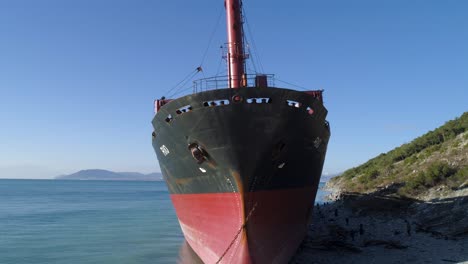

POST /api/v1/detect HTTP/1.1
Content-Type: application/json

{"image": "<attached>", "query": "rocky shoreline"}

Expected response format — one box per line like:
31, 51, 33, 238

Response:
290, 187, 468, 264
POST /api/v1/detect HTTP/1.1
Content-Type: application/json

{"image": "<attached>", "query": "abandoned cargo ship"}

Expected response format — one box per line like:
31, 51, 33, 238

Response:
151, 0, 330, 263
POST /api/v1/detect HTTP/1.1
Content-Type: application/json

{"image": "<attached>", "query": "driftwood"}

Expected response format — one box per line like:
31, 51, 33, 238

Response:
414, 222, 449, 239
450, 227, 468, 237
441, 259, 459, 263
304, 240, 362, 253
363, 239, 408, 249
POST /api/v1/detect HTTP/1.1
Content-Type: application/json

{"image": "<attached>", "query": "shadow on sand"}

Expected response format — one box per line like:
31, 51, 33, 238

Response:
290, 187, 468, 264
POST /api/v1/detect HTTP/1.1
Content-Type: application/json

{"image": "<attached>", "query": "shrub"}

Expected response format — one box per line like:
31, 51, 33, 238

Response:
400, 162, 456, 195
404, 155, 418, 165
422, 162, 456, 186
358, 169, 380, 185
447, 166, 468, 189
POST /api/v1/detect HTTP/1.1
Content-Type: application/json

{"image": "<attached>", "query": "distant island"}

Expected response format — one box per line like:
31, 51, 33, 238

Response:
56, 169, 163, 181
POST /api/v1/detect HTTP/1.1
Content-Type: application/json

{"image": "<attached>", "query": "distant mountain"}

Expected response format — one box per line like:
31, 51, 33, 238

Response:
320, 173, 341, 182
56, 169, 163, 181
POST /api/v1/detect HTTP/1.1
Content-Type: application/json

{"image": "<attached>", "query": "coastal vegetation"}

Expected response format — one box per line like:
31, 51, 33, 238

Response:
329, 112, 468, 199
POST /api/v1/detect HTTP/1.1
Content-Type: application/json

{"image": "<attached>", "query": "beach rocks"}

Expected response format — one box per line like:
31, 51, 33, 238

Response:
290, 193, 468, 264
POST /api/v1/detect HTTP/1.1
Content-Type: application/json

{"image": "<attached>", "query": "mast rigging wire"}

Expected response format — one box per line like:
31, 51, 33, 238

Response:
275, 78, 309, 91
163, 6, 224, 98
163, 68, 198, 96
242, 6, 265, 74
199, 6, 224, 68
166, 68, 201, 98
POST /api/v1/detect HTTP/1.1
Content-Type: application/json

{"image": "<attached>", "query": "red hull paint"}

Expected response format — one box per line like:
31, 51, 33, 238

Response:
170, 187, 317, 263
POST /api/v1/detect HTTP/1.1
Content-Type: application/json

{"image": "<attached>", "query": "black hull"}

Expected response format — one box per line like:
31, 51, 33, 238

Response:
152, 87, 330, 194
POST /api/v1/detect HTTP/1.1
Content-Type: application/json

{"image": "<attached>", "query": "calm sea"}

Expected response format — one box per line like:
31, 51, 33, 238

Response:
0, 180, 327, 264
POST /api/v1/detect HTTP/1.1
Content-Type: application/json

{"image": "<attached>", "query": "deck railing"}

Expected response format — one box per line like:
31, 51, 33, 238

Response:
192, 74, 275, 93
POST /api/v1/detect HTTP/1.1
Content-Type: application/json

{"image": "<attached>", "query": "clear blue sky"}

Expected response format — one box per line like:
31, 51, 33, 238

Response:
0, 0, 467, 178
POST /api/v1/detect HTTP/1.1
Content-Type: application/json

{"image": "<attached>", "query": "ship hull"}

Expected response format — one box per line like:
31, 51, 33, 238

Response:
152, 87, 330, 263
171, 187, 318, 263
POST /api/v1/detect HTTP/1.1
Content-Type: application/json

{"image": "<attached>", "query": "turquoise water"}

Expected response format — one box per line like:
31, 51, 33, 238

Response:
0, 180, 326, 264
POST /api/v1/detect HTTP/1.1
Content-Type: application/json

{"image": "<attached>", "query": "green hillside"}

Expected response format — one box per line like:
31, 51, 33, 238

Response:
329, 112, 468, 198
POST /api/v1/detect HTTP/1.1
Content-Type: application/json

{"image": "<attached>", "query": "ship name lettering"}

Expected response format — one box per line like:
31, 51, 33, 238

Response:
160, 145, 170, 156
314, 137, 322, 149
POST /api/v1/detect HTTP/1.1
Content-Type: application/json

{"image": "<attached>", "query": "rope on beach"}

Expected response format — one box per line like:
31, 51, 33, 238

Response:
216, 202, 258, 264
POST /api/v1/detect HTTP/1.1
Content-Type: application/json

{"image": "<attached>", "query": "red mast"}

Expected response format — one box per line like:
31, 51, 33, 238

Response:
225, 0, 246, 88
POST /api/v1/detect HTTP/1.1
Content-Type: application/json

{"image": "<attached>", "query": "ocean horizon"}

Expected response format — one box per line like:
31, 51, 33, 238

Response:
0, 179, 328, 264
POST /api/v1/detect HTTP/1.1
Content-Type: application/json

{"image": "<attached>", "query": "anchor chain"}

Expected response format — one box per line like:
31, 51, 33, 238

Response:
215, 202, 258, 264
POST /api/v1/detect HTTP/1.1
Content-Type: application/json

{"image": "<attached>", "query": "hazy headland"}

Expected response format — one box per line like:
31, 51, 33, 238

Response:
56, 169, 163, 181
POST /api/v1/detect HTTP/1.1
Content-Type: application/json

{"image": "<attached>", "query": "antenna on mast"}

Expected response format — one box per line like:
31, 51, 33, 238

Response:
225, 0, 246, 88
